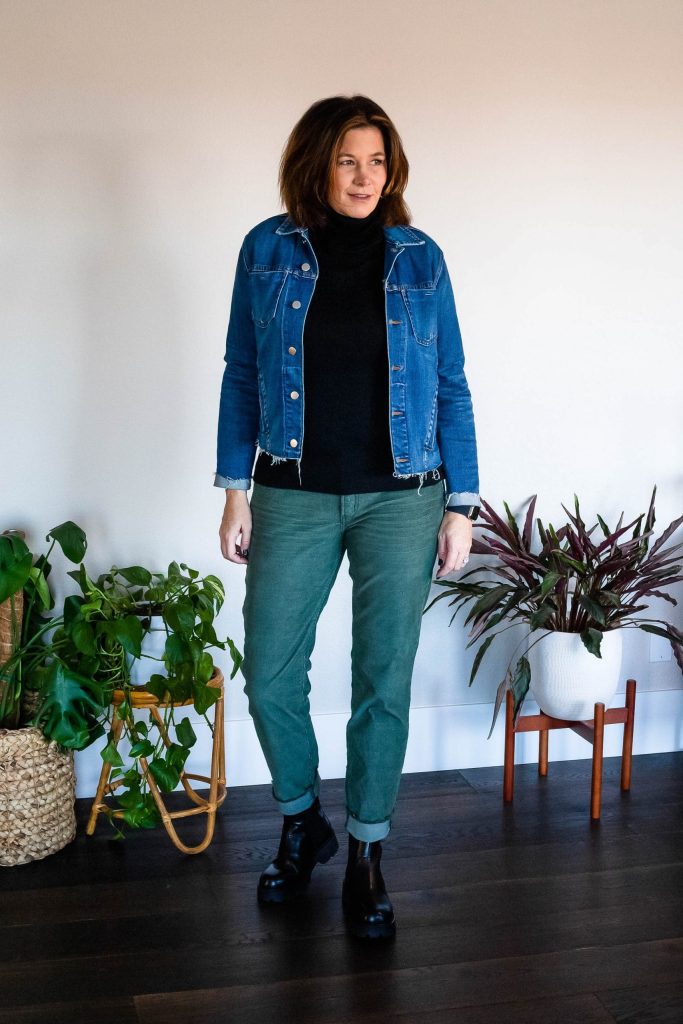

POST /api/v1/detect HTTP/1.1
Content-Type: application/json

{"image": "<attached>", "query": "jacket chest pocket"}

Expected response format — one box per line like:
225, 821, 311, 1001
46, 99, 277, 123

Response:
250, 271, 289, 328
401, 287, 437, 346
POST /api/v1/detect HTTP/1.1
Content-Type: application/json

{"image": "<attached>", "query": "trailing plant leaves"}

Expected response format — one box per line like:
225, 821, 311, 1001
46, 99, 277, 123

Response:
196, 651, 214, 684
164, 596, 195, 636
193, 681, 221, 715
101, 740, 124, 766
71, 619, 98, 657
116, 615, 143, 657
118, 566, 153, 586
115, 698, 130, 720
146, 673, 171, 703
148, 757, 180, 793
47, 521, 87, 563
129, 739, 155, 758
165, 633, 190, 665
176, 716, 197, 748
167, 742, 190, 772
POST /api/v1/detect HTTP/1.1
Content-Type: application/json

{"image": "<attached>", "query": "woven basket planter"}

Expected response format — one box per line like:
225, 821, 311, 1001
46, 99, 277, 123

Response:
0, 725, 77, 867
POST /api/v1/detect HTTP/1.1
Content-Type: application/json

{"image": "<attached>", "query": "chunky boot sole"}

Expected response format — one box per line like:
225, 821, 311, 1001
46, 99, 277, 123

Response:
342, 893, 396, 939
257, 832, 340, 904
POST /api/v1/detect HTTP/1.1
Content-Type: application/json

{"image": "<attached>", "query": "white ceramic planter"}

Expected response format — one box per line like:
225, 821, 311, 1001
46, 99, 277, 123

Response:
527, 628, 623, 720
126, 615, 167, 687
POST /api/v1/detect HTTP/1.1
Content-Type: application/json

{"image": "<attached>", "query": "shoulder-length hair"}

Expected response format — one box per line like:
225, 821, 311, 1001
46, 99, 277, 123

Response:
279, 95, 411, 228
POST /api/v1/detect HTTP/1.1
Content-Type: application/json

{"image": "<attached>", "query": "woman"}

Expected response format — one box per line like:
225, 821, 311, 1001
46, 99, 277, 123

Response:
216, 95, 480, 940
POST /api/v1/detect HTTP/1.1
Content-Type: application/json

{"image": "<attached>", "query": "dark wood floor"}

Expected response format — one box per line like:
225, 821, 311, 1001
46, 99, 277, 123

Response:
1, 752, 682, 1024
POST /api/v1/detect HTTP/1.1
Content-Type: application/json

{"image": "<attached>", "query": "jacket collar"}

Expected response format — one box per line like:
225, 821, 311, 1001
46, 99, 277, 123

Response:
275, 215, 424, 247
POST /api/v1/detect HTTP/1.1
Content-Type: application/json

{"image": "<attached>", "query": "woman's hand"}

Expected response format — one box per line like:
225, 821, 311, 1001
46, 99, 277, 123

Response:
436, 511, 472, 578
219, 489, 252, 565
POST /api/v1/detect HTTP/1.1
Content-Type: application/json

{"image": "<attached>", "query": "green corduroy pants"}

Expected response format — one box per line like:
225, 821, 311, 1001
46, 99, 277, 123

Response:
242, 480, 445, 841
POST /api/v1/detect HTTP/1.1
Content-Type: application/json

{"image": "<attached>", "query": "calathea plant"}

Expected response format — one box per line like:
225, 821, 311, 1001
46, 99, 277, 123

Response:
425, 486, 683, 737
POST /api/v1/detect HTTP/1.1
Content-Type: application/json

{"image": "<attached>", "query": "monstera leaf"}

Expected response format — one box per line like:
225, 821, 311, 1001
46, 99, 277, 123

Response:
32, 661, 107, 749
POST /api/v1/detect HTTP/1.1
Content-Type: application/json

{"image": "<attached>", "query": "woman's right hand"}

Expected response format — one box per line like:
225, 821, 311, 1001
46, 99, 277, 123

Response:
219, 489, 252, 565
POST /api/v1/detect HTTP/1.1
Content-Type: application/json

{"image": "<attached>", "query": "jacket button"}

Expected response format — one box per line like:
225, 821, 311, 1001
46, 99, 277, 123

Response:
289, 438, 298, 448
288, 346, 297, 355
290, 391, 299, 400
291, 300, 302, 309
301, 263, 311, 272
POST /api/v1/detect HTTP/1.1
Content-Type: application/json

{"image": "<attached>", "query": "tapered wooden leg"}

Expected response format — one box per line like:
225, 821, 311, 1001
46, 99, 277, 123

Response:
85, 669, 226, 853
621, 678, 636, 791
503, 689, 515, 802
86, 712, 125, 835
539, 728, 549, 776
590, 702, 605, 820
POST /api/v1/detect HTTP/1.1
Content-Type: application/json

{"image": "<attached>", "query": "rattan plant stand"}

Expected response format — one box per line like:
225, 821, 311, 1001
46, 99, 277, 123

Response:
503, 678, 636, 820
86, 668, 226, 853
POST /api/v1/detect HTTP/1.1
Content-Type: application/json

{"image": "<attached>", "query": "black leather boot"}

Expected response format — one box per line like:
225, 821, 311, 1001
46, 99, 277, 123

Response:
342, 834, 396, 939
257, 796, 339, 903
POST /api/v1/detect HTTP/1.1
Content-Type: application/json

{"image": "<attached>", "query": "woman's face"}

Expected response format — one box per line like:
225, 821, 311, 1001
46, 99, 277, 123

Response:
328, 126, 388, 218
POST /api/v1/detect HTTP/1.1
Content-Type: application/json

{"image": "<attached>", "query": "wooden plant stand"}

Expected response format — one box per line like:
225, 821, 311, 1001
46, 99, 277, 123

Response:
86, 668, 226, 853
503, 678, 636, 820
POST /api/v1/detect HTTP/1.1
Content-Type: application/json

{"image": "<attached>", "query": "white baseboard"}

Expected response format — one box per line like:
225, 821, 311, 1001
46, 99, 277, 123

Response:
73, 686, 683, 800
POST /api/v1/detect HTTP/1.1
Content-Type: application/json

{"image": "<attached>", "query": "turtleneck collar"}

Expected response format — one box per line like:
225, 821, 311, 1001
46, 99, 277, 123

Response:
310, 202, 385, 256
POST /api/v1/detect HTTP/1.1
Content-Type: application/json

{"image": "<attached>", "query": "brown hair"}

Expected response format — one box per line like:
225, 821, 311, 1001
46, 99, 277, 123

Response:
279, 95, 411, 228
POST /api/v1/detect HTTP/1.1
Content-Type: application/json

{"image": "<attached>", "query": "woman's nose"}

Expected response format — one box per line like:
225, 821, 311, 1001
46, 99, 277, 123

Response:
354, 167, 371, 184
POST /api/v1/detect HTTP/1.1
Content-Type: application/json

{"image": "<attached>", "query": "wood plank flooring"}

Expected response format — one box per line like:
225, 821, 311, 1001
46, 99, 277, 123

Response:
0, 752, 681, 1023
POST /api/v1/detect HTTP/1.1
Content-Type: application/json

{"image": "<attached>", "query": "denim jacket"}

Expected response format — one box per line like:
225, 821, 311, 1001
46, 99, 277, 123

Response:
215, 213, 480, 507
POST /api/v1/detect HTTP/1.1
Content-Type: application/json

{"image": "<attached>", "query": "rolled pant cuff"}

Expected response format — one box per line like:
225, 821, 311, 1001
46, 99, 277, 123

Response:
346, 814, 391, 842
273, 770, 321, 815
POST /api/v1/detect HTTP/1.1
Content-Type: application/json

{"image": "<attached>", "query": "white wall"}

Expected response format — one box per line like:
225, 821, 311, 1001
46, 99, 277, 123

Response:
1, 0, 682, 798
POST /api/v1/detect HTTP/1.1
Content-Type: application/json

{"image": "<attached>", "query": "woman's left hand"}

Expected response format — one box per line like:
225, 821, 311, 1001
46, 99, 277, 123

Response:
436, 512, 472, 578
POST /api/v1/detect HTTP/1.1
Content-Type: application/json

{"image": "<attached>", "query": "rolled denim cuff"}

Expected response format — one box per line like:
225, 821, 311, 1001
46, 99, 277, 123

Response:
273, 770, 321, 815
445, 490, 480, 508
214, 473, 250, 489
346, 814, 391, 842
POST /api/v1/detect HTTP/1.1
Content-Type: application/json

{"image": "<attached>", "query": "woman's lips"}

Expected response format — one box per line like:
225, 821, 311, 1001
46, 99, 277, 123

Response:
349, 193, 371, 200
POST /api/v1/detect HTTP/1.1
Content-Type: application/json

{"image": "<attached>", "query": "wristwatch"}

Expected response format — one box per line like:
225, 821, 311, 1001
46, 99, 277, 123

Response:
447, 504, 480, 520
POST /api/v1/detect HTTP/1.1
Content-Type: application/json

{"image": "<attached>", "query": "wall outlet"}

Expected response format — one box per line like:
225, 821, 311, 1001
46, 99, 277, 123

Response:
650, 634, 672, 663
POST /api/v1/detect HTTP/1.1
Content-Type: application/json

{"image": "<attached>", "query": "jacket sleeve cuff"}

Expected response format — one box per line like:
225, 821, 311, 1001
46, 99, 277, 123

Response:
214, 474, 250, 489
445, 491, 480, 508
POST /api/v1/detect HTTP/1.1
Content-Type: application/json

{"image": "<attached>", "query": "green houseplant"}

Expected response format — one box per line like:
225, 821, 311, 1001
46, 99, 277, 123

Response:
1, 522, 91, 865
1, 523, 242, 849
425, 486, 683, 737
1, 522, 91, 729
33, 559, 242, 836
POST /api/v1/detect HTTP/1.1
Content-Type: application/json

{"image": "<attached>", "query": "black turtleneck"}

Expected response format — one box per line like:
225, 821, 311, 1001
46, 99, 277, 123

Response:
252, 203, 443, 495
